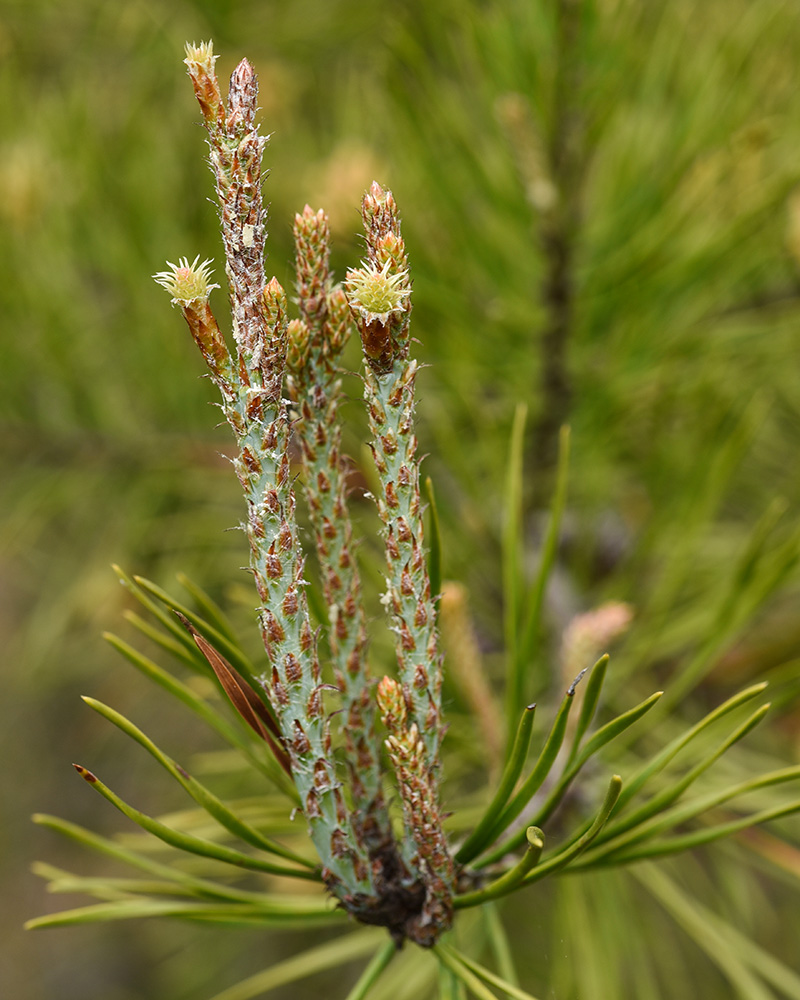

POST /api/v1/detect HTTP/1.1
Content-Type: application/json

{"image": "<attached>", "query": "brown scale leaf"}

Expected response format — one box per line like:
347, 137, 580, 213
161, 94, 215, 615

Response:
175, 613, 291, 775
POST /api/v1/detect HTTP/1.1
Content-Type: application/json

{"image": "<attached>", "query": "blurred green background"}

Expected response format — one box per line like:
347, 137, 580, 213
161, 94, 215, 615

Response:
3, 0, 800, 997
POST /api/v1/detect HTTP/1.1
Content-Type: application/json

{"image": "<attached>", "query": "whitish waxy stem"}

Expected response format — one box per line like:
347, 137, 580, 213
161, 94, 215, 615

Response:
156, 46, 375, 906
346, 182, 445, 765
187, 41, 275, 379
287, 206, 393, 858
348, 183, 454, 942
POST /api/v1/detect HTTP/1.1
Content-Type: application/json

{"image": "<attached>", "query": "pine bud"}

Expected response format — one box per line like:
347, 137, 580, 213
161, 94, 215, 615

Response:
153, 256, 218, 303
286, 318, 311, 375
183, 42, 223, 130
377, 675, 407, 733
153, 257, 230, 382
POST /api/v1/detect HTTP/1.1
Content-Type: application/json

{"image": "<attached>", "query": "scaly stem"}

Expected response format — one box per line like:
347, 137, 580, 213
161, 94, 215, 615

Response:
287, 206, 393, 858
347, 183, 455, 944
159, 43, 374, 904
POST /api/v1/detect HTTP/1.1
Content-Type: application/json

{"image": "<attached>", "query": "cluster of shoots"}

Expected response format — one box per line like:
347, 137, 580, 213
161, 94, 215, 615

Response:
29, 43, 800, 1000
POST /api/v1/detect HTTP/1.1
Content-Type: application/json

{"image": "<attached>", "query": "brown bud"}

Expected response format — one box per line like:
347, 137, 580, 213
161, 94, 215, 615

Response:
369, 399, 386, 424
263, 422, 279, 451
386, 531, 400, 561
305, 788, 322, 819
359, 318, 393, 374
314, 422, 329, 447
400, 622, 416, 652
227, 59, 257, 128
299, 619, 313, 652
283, 652, 302, 684
278, 520, 293, 551
306, 686, 322, 719
381, 431, 398, 455
241, 446, 261, 474
264, 487, 280, 514
425, 699, 439, 734
334, 787, 349, 826
261, 608, 285, 644
264, 552, 282, 579
292, 720, 311, 756
331, 828, 349, 858
248, 504, 266, 539
271, 674, 289, 707
314, 758, 332, 791
388, 385, 404, 407
245, 392, 264, 422
282, 589, 299, 617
